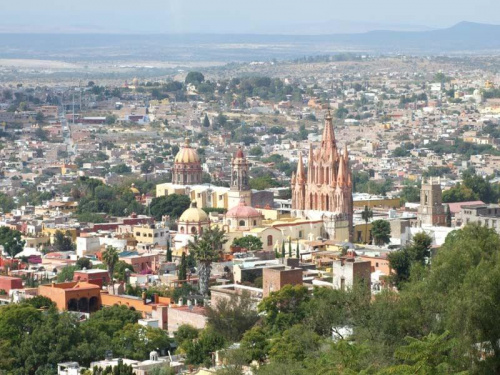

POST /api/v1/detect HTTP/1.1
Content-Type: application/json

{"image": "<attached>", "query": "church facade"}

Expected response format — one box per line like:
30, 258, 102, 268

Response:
291, 112, 353, 242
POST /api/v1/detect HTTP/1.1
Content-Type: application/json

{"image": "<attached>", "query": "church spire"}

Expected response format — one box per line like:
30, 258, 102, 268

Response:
296, 152, 305, 183
337, 153, 346, 187
321, 110, 336, 149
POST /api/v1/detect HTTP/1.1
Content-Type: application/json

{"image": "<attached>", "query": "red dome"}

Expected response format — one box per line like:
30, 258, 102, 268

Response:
226, 201, 261, 218
235, 147, 245, 159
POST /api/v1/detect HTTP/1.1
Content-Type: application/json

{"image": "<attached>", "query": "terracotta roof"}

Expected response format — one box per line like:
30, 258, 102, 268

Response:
447, 201, 484, 214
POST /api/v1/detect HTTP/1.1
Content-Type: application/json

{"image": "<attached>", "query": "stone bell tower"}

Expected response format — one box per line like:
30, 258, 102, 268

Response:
228, 147, 252, 209
417, 177, 446, 226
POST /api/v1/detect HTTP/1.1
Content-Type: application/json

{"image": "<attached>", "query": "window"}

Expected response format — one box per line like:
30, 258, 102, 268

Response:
191, 227, 197, 234
239, 220, 245, 226
136, 232, 140, 236
227, 220, 231, 226
180, 226, 185, 234
267, 235, 273, 246
253, 220, 257, 226
376, 262, 379, 268
299, 230, 303, 238
154, 233, 158, 237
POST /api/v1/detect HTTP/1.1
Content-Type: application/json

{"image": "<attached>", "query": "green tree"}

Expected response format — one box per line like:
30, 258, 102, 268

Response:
57, 265, 77, 282
0, 226, 25, 257
113, 260, 134, 282
361, 205, 373, 244
249, 146, 263, 157
184, 327, 226, 367
258, 285, 310, 334
378, 331, 462, 375
462, 171, 498, 203
442, 182, 477, 203
205, 291, 259, 342
105, 115, 117, 125
371, 219, 391, 246
288, 238, 292, 258
92, 362, 135, 375
400, 184, 420, 204
112, 323, 172, 360
82, 305, 140, 338
268, 324, 320, 362
188, 227, 227, 296
76, 257, 92, 270
23, 296, 55, 309
102, 246, 119, 294
388, 232, 432, 288
240, 326, 269, 363
166, 240, 172, 262
178, 252, 187, 282
0, 303, 41, 343
393, 147, 411, 157
149, 194, 190, 221
281, 240, 286, 258
203, 114, 210, 128
445, 204, 452, 227
174, 324, 199, 352
53, 230, 74, 251
141, 160, 154, 174
232, 236, 263, 251
185, 71, 205, 85
0, 193, 15, 213
110, 164, 131, 174
16, 310, 81, 373
296, 239, 300, 259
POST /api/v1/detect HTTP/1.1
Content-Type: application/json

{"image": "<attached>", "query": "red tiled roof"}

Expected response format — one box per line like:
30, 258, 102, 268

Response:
447, 201, 484, 214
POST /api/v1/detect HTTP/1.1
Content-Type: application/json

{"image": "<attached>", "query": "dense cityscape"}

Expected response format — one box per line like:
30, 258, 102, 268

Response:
3, 2, 500, 374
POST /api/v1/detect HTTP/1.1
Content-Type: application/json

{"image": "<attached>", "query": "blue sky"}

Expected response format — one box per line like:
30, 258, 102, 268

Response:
2, 0, 500, 34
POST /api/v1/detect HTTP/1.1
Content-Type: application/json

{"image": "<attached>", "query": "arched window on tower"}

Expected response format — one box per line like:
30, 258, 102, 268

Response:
239, 220, 245, 227
267, 235, 273, 246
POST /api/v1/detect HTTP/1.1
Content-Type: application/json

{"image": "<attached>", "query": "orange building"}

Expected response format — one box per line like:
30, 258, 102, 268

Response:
39, 281, 101, 312
358, 254, 391, 276
73, 269, 111, 287
101, 293, 171, 329
120, 253, 161, 273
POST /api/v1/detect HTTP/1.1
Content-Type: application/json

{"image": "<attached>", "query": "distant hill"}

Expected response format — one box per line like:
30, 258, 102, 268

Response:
322, 21, 500, 51
0, 22, 500, 62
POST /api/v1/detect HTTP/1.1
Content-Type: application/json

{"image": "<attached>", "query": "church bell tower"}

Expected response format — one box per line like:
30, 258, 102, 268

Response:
228, 147, 252, 209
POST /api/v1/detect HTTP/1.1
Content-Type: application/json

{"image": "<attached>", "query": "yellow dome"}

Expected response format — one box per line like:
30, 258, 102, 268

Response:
175, 138, 200, 164
179, 202, 208, 222
130, 183, 140, 194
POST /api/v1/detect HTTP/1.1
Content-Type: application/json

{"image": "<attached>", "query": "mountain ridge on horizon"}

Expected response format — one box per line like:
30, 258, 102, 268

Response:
1, 21, 500, 62
0, 20, 489, 36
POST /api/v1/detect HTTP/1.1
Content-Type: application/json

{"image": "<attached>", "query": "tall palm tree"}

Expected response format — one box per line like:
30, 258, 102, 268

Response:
187, 227, 227, 296
361, 206, 373, 244
102, 246, 119, 294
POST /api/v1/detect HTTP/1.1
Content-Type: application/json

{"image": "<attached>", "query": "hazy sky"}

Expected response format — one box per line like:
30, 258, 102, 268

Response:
2, 0, 500, 34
